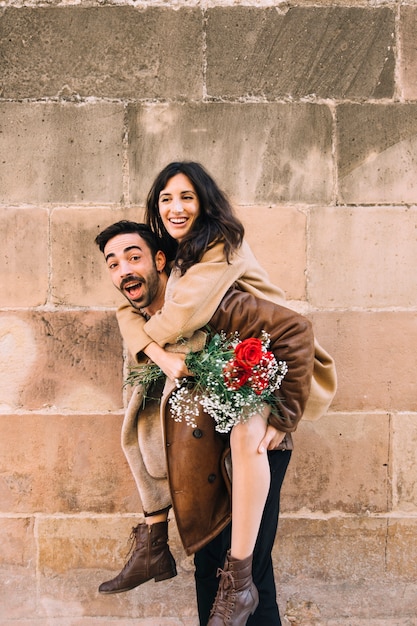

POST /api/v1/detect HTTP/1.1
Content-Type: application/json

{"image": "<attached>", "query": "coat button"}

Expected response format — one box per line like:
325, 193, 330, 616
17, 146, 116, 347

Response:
192, 428, 203, 439
208, 474, 216, 483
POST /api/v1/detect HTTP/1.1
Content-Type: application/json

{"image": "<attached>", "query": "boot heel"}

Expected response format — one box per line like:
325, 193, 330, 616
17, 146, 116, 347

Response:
154, 556, 177, 582
154, 566, 177, 582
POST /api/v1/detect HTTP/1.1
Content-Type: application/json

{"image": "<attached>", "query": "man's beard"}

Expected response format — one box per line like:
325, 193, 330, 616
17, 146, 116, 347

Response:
120, 271, 159, 311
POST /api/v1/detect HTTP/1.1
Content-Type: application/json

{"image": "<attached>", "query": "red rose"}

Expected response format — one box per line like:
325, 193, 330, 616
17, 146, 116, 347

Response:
234, 338, 263, 368
223, 359, 251, 390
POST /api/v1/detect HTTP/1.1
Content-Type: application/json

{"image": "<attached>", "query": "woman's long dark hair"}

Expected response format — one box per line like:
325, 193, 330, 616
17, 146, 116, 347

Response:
145, 161, 244, 275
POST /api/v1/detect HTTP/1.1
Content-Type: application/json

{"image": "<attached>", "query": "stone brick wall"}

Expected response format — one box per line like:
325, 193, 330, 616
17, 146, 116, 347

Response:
1, 2, 416, 625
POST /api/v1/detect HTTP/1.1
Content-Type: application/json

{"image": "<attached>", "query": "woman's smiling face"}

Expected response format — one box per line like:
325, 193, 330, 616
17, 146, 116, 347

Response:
158, 173, 200, 242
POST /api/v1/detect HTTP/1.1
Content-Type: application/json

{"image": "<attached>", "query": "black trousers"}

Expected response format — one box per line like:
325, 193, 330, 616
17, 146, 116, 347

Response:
194, 449, 292, 626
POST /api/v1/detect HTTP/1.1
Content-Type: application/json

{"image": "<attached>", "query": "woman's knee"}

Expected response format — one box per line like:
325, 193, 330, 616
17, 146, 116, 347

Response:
231, 414, 266, 452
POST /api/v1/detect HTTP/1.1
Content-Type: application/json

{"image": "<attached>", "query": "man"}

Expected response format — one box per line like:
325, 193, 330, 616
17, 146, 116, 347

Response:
95, 220, 322, 625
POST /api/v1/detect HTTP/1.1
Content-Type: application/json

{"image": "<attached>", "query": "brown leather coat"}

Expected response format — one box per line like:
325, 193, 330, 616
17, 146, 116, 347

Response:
161, 286, 315, 555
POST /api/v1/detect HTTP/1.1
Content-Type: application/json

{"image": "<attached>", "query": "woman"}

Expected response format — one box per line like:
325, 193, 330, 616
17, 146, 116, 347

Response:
117, 161, 336, 625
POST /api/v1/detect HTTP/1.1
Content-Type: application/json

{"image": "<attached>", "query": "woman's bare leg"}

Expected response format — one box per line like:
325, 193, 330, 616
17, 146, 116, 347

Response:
229, 412, 270, 560
145, 511, 168, 525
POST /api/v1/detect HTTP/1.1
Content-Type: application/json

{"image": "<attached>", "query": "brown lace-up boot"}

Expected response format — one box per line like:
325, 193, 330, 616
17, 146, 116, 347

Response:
207, 551, 259, 625
98, 521, 177, 594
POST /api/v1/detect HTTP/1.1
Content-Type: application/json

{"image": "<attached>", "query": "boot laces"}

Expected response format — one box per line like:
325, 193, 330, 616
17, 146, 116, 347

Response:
209, 568, 236, 619
122, 525, 141, 566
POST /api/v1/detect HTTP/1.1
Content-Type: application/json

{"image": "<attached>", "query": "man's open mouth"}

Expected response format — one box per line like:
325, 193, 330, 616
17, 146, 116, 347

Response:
122, 278, 144, 298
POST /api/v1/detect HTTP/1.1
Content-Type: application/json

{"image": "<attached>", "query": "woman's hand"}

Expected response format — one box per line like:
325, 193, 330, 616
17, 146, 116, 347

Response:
257, 424, 286, 453
144, 341, 191, 381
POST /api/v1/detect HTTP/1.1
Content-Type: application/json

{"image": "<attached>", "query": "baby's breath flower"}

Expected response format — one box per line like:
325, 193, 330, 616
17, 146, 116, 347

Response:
168, 385, 200, 429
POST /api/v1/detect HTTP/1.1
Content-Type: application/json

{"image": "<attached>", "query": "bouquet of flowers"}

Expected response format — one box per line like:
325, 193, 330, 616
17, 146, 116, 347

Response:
126, 331, 287, 434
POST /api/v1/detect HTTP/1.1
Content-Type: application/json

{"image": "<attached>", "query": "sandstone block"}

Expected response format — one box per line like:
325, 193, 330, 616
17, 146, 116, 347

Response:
55, 199, 304, 317
128, 103, 333, 205
0, 102, 124, 204
308, 206, 417, 308
206, 6, 394, 99
310, 311, 417, 413
399, 7, 417, 100
337, 104, 417, 203
0, 315, 38, 412
282, 413, 390, 514
0, 414, 140, 514
0, 311, 123, 412
238, 205, 307, 300
386, 518, 417, 580
0, 208, 48, 307
392, 413, 417, 512
0, 7, 202, 100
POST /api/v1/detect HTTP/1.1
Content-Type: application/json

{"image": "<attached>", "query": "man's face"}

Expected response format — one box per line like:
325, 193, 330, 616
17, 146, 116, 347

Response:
104, 233, 163, 310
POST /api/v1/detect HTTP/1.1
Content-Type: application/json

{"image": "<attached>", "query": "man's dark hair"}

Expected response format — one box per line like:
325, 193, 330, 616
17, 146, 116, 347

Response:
95, 220, 161, 257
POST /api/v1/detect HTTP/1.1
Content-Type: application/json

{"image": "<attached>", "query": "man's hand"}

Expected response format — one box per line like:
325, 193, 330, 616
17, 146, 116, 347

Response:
257, 424, 286, 453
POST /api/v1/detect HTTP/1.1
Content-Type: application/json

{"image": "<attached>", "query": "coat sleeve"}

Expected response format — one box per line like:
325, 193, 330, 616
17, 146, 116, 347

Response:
208, 288, 315, 432
116, 305, 153, 361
